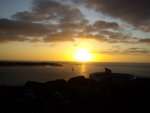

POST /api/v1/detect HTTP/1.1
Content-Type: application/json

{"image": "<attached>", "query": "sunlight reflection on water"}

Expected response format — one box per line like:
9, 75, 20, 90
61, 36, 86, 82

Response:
80, 64, 86, 76
0, 62, 150, 86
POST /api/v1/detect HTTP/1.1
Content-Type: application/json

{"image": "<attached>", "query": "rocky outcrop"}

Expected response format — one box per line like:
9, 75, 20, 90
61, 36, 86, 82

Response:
0, 76, 150, 113
89, 68, 136, 83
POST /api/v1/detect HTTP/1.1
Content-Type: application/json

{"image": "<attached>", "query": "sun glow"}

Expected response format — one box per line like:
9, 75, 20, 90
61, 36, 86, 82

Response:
74, 48, 93, 62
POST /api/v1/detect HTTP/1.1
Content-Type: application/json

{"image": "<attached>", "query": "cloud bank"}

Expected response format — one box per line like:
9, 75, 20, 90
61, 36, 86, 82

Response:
0, 0, 150, 46
76, 0, 150, 32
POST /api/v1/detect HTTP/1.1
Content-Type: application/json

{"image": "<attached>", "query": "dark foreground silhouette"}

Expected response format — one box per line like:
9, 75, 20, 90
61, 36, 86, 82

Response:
0, 75, 150, 113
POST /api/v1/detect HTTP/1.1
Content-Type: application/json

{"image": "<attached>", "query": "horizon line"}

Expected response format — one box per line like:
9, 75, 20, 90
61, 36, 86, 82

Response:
0, 60, 150, 64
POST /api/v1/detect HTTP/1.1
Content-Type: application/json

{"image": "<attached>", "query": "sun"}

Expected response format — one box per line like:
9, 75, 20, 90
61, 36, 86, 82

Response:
74, 48, 93, 62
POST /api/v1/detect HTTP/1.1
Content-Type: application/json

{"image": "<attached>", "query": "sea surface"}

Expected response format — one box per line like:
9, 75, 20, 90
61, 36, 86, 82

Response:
0, 62, 150, 86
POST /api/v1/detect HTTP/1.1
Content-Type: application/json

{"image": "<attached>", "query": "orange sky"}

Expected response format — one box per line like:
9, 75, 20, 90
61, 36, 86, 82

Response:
0, 0, 150, 63
0, 39, 149, 63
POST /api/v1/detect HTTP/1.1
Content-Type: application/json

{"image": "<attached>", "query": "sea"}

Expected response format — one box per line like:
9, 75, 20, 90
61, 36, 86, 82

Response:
0, 62, 150, 86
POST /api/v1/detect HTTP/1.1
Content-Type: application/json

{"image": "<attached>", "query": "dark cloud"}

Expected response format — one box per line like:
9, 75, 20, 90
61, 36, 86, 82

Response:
100, 48, 150, 55
0, 34, 28, 43
0, 0, 87, 43
76, 0, 150, 32
12, 0, 84, 23
76, 33, 130, 43
127, 48, 150, 54
0, 19, 51, 36
0, 18, 149, 43
96, 30, 137, 43
84, 20, 120, 33
12, 11, 49, 22
90, 31, 150, 44
93, 20, 119, 30
1, 0, 88, 42
139, 38, 150, 43
100, 30, 130, 39
0, 0, 149, 44
0, 18, 87, 42
0, 18, 86, 42
44, 33, 75, 42
85, 34, 109, 42
0, 18, 53, 42
0, 18, 79, 42
57, 19, 89, 34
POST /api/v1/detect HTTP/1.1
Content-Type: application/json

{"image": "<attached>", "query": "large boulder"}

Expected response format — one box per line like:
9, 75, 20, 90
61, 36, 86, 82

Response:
89, 72, 112, 82
68, 76, 88, 86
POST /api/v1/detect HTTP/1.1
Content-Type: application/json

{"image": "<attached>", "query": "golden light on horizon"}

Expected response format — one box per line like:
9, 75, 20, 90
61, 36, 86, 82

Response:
74, 47, 93, 62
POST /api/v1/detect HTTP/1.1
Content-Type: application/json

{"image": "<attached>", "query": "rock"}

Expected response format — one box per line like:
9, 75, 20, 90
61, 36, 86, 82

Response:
89, 68, 135, 83
24, 81, 44, 89
89, 72, 112, 82
105, 67, 112, 74
68, 76, 88, 86
46, 79, 67, 89
1, 74, 150, 113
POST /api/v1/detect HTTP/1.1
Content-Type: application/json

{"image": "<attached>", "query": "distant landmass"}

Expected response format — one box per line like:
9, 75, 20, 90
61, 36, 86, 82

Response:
0, 61, 63, 67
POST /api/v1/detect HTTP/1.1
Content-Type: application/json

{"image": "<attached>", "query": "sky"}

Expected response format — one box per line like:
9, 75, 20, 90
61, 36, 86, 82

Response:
0, 0, 150, 62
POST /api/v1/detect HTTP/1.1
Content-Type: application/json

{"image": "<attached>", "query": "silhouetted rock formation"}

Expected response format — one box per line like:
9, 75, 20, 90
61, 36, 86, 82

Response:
105, 67, 112, 74
0, 75, 150, 113
89, 68, 136, 83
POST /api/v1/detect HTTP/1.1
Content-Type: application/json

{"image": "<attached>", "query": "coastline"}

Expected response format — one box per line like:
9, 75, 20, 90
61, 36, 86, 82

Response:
0, 61, 63, 67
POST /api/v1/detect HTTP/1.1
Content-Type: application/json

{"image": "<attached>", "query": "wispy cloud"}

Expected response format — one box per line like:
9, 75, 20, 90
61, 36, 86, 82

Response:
99, 48, 150, 55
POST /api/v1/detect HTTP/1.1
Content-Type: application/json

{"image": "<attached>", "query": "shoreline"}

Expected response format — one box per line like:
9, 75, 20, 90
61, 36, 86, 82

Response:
0, 61, 63, 67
